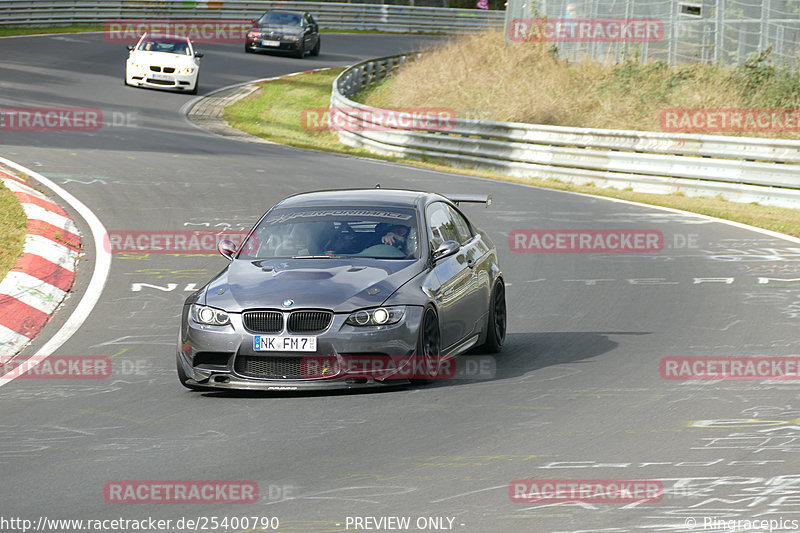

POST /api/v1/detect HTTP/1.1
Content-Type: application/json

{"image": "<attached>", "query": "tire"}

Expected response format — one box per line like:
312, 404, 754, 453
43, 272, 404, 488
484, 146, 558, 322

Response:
410, 306, 441, 384
177, 357, 213, 391
295, 43, 305, 59
245, 45, 253, 53
310, 36, 320, 56
477, 279, 506, 354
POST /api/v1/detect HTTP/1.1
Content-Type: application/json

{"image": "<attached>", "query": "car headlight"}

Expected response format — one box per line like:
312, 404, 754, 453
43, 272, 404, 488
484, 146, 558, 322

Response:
285, 34, 300, 42
178, 67, 195, 74
345, 306, 405, 327
190, 304, 230, 326
247, 31, 260, 39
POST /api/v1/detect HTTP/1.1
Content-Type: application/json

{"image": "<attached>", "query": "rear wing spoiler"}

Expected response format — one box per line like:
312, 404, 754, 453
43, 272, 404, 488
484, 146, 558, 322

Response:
443, 193, 493, 208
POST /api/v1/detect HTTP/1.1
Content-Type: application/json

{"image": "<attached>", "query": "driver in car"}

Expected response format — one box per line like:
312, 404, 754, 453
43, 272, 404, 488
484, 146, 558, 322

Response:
380, 224, 409, 249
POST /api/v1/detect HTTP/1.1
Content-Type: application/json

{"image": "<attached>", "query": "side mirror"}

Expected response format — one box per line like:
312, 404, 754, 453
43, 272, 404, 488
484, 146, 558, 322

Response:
126, 44, 134, 51
432, 240, 459, 262
194, 51, 204, 58
218, 239, 237, 261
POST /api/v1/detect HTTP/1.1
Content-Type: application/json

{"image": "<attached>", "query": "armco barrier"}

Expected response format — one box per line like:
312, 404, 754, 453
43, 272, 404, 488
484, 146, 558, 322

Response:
0, 1, 504, 33
331, 53, 800, 209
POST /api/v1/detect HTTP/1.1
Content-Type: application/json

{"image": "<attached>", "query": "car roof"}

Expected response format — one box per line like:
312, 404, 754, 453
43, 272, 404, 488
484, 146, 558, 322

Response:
140, 33, 191, 44
274, 189, 448, 210
260, 9, 305, 16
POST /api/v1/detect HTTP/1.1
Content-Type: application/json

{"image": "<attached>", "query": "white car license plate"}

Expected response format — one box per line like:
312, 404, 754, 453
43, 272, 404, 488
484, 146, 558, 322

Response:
254, 335, 316, 352
150, 72, 173, 80
262, 40, 280, 47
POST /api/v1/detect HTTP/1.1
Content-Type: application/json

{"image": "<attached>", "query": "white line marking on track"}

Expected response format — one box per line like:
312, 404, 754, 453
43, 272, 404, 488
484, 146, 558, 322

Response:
0, 156, 111, 388
580, 193, 800, 244
429, 484, 507, 503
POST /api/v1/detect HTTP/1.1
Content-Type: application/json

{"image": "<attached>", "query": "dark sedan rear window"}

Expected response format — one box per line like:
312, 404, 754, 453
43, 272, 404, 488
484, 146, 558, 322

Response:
239, 207, 420, 260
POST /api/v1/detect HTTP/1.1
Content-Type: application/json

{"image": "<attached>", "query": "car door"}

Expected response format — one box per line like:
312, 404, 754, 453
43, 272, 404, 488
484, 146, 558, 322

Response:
309, 13, 320, 43
447, 204, 489, 337
426, 202, 477, 352
302, 13, 316, 49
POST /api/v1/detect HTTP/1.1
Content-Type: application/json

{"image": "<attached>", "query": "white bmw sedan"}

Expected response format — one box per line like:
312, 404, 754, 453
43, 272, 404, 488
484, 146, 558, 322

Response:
125, 34, 203, 94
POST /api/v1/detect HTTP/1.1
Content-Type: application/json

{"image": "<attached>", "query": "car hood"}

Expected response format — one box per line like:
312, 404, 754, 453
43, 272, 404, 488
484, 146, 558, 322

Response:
128, 51, 195, 65
203, 258, 425, 313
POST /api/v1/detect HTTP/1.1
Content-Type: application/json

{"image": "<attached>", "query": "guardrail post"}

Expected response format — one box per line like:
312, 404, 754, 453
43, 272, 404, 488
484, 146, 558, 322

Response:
714, 0, 724, 64
668, 0, 678, 64
364, 62, 374, 90
759, 0, 771, 53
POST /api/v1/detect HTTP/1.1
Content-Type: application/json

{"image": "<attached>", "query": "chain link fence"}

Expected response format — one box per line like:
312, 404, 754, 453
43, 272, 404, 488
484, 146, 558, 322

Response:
505, 0, 800, 65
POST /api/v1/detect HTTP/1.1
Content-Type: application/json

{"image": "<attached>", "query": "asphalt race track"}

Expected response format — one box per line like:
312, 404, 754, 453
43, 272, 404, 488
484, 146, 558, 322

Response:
2, 31, 800, 533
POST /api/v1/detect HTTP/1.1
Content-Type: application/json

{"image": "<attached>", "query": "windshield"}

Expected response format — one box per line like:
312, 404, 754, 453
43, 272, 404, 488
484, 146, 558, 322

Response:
258, 11, 302, 26
239, 206, 419, 260
136, 38, 190, 55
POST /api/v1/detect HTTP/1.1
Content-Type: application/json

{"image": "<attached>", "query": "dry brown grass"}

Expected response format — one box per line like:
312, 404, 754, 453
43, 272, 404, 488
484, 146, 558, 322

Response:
0, 179, 27, 282
362, 30, 800, 139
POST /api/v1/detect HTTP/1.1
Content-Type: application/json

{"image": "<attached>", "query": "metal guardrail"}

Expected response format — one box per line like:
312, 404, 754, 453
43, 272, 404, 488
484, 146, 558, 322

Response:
0, 0, 504, 33
332, 53, 800, 209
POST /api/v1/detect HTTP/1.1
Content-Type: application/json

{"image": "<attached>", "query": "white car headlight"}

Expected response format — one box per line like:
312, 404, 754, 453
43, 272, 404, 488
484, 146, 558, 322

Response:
285, 34, 300, 42
178, 66, 196, 74
190, 304, 230, 326
345, 306, 405, 327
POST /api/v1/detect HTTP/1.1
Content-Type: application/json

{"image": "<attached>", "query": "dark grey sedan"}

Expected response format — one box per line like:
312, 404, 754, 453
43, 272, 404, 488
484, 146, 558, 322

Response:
177, 189, 506, 391
245, 10, 320, 58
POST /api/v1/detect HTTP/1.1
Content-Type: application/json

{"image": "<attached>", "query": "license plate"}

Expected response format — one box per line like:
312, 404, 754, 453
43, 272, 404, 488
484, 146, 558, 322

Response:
262, 40, 280, 47
150, 72, 172, 80
254, 335, 316, 352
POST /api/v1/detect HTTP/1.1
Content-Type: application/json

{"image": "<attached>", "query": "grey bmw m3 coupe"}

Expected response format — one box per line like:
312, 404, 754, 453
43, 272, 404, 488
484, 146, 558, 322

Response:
177, 188, 506, 391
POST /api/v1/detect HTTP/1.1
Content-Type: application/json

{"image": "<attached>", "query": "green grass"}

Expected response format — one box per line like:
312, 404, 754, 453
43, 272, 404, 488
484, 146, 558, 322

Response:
0, 25, 104, 37
0, 179, 28, 283
224, 68, 800, 238
224, 68, 404, 159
